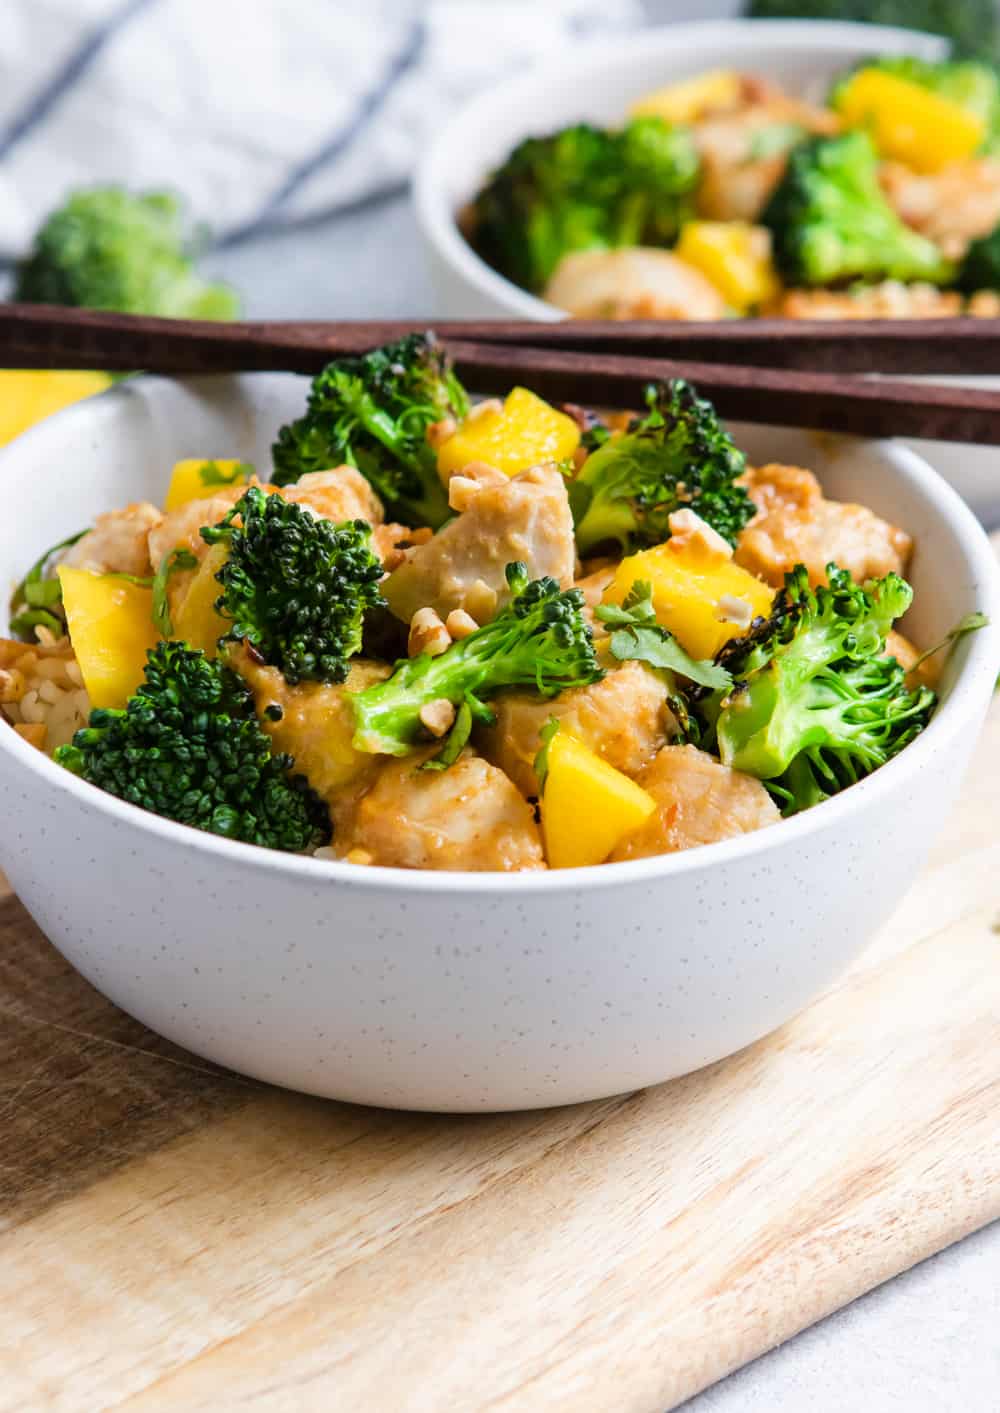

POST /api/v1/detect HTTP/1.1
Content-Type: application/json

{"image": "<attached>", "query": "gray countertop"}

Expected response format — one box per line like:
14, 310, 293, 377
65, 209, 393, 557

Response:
202, 187, 998, 1413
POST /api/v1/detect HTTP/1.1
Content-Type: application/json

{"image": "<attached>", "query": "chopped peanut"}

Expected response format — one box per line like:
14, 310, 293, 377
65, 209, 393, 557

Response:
419, 698, 457, 738
668, 508, 733, 559
464, 579, 499, 625
445, 608, 479, 640
408, 607, 452, 658
344, 847, 375, 867
426, 416, 458, 450
716, 594, 755, 628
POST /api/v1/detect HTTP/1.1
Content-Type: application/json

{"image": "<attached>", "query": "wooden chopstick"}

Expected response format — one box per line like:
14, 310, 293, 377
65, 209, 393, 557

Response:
3, 303, 1000, 444
448, 339, 1000, 446
6, 303, 1000, 376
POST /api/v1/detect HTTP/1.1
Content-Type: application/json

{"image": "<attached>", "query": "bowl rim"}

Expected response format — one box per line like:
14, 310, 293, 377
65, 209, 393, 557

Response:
1, 375, 997, 895
412, 17, 948, 321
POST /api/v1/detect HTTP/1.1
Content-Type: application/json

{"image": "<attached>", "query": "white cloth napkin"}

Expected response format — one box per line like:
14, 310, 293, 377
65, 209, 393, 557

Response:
0, 0, 641, 260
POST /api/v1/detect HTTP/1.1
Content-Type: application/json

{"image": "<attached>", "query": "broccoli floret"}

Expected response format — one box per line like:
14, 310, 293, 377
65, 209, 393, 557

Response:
270, 333, 468, 529
704, 563, 935, 815
201, 486, 384, 685
468, 117, 700, 293
55, 641, 330, 851
746, 1, 1000, 63
14, 188, 239, 319
350, 562, 603, 756
761, 131, 956, 287
570, 379, 753, 557
957, 222, 1000, 291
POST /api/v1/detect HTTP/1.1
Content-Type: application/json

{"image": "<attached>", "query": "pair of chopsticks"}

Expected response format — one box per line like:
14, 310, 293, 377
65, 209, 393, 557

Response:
4, 302, 1000, 444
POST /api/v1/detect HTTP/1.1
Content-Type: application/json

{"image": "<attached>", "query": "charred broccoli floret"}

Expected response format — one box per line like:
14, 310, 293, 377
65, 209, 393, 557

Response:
270, 333, 468, 528
703, 563, 935, 814
14, 188, 239, 319
55, 641, 330, 851
761, 131, 956, 287
200, 486, 384, 686
570, 379, 753, 557
469, 116, 701, 293
350, 562, 602, 756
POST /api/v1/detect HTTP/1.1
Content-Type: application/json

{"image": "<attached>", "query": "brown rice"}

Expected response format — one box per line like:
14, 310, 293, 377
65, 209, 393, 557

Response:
0, 637, 90, 753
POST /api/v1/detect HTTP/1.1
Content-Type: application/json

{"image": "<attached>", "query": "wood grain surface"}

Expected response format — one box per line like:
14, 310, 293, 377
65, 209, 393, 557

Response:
2, 589, 999, 1412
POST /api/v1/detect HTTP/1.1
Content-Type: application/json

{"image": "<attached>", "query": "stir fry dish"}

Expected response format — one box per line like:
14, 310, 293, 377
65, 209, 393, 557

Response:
2, 335, 979, 872
465, 55, 1000, 320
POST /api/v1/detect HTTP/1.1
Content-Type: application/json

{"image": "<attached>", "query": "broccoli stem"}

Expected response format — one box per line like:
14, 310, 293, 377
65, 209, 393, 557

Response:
350, 563, 602, 756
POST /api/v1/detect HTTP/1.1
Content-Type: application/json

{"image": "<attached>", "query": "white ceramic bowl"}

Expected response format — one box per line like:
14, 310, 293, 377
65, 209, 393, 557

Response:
0, 377, 997, 1112
414, 19, 1000, 527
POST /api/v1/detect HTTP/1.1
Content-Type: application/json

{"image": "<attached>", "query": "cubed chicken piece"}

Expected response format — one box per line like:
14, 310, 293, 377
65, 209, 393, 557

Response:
228, 644, 390, 808
544, 248, 728, 321
478, 659, 677, 799
283, 465, 384, 527
381, 462, 575, 625
695, 95, 839, 223
338, 750, 545, 872
734, 462, 912, 588
64, 501, 163, 578
147, 484, 247, 569
880, 159, 1000, 261
609, 744, 779, 861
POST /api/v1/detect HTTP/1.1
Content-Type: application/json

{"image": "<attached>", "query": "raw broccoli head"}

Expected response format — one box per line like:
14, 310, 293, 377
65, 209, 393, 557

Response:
745, 1, 1000, 63
270, 333, 468, 528
705, 563, 935, 814
350, 562, 603, 756
761, 131, 956, 287
468, 116, 700, 293
55, 641, 330, 851
14, 187, 239, 319
570, 379, 753, 557
200, 485, 385, 686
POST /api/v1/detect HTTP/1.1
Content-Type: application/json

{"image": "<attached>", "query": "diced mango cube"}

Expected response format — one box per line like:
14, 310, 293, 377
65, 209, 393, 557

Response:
0, 370, 111, 448
835, 68, 984, 173
604, 539, 773, 661
436, 387, 580, 478
540, 731, 656, 869
172, 543, 230, 655
675, 221, 781, 313
58, 566, 159, 709
163, 458, 250, 513
630, 69, 742, 125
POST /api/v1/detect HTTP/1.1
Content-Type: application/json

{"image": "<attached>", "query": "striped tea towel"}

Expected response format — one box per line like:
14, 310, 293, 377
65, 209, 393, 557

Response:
0, 0, 642, 261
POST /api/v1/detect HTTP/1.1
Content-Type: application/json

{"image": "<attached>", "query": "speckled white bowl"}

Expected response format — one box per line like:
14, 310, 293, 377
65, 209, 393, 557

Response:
414, 19, 1000, 528
0, 376, 997, 1111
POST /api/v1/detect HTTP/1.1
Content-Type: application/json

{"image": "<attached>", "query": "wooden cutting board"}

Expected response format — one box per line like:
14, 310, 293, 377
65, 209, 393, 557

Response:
3, 577, 999, 1413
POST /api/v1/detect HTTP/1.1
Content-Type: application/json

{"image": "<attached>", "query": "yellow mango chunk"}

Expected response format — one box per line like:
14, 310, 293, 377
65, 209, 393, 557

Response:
173, 544, 230, 656
604, 539, 773, 661
163, 458, 250, 513
675, 221, 781, 313
541, 731, 656, 870
630, 69, 742, 124
436, 387, 580, 478
58, 566, 159, 710
836, 68, 984, 174
0, 370, 111, 448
